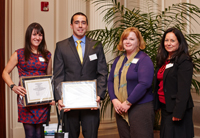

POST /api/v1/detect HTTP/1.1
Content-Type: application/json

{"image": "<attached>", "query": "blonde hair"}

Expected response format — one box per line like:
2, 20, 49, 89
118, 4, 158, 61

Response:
117, 27, 146, 51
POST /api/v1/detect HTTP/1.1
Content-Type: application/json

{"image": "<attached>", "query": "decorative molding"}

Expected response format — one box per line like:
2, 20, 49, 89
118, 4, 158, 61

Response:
88, 1, 107, 30
66, 0, 86, 38
5, 0, 26, 137
55, 0, 68, 42
11, 0, 25, 133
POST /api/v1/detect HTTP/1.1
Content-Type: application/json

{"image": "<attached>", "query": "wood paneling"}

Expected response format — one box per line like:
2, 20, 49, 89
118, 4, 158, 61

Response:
0, 0, 6, 137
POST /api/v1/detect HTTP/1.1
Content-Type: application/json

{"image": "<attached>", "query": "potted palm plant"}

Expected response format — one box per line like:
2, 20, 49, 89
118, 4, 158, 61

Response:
86, 0, 200, 130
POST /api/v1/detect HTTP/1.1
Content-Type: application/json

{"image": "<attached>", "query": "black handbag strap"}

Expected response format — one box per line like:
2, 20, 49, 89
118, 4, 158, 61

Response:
56, 103, 61, 125
45, 105, 51, 126
57, 109, 64, 133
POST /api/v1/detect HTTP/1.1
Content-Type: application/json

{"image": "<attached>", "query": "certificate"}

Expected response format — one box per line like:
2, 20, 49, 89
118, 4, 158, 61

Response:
62, 80, 98, 109
21, 75, 54, 106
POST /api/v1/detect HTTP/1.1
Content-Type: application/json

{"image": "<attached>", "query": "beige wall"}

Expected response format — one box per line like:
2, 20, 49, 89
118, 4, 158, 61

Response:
5, 0, 114, 137
5, 0, 200, 138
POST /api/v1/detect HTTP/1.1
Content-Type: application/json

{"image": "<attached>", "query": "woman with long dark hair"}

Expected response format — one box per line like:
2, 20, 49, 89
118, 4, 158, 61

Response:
154, 27, 194, 138
2, 22, 54, 138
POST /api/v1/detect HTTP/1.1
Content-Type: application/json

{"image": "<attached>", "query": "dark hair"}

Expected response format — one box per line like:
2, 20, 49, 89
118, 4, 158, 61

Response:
156, 27, 192, 67
71, 12, 88, 25
24, 22, 48, 62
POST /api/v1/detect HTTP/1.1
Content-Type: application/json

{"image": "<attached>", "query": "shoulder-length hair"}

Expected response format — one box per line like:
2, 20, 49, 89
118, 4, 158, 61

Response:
117, 27, 146, 51
157, 27, 192, 67
24, 22, 48, 62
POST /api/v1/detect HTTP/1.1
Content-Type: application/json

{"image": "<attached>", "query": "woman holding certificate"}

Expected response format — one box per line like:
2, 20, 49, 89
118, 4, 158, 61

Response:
2, 22, 53, 138
108, 27, 154, 138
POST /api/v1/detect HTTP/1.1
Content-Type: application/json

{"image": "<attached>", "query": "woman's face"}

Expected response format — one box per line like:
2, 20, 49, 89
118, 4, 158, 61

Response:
123, 32, 139, 54
164, 32, 179, 58
30, 29, 43, 48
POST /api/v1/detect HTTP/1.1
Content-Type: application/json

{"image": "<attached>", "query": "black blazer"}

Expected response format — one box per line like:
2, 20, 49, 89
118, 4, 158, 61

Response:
53, 36, 108, 101
154, 53, 194, 119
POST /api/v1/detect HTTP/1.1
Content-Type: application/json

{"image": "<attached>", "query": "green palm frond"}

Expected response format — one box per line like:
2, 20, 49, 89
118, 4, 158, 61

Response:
86, 0, 200, 121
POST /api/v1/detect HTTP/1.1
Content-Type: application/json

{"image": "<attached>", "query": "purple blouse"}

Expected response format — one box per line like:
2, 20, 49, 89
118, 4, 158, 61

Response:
108, 51, 154, 105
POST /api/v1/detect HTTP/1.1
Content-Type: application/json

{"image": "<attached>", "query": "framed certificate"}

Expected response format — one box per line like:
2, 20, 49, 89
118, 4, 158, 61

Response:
62, 80, 98, 109
21, 75, 54, 106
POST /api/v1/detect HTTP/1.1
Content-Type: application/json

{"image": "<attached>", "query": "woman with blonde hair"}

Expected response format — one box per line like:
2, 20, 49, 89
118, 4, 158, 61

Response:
108, 27, 154, 138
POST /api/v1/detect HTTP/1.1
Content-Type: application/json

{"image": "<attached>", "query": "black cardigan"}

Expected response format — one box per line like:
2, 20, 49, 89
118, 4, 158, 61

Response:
154, 53, 194, 119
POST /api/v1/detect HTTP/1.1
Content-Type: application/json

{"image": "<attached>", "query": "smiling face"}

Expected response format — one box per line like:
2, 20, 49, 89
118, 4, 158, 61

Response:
123, 32, 139, 55
164, 32, 180, 58
30, 29, 43, 48
70, 15, 88, 39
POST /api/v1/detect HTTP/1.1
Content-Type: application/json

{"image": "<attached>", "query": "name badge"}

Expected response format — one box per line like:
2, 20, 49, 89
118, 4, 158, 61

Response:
166, 63, 173, 69
131, 58, 139, 64
89, 54, 97, 61
39, 57, 45, 62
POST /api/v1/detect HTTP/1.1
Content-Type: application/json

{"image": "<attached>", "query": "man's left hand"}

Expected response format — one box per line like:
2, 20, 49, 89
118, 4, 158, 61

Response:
91, 96, 100, 110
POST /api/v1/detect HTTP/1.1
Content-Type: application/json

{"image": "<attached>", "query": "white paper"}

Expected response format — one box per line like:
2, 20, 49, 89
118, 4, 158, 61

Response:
89, 54, 97, 61
131, 58, 139, 64
166, 63, 173, 69
62, 81, 98, 109
39, 57, 45, 62
25, 78, 53, 103
64, 133, 68, 138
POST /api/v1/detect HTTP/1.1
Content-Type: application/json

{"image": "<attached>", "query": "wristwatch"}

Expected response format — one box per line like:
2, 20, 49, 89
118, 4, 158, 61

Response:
10, 84, 16, 90
126, 100, 132, 106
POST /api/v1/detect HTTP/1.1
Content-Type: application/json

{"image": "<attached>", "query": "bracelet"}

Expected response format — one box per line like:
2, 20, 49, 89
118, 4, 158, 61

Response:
10, 84, 16, 90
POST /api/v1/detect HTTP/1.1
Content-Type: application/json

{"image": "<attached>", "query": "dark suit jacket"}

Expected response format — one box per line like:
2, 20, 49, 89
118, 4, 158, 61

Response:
53, 36, 108, 101
154, 53, 194, 119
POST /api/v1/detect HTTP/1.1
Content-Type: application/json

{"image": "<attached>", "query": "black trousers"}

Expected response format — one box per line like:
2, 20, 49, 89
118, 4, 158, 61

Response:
116, 101, 154, 138
62, 109, 100, 138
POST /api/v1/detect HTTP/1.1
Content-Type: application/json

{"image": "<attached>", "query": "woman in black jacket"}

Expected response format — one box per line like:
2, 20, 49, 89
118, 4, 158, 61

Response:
154, 27, 194, 138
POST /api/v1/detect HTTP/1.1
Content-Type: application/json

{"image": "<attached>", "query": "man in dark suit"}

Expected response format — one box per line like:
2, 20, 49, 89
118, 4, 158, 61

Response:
53, 12, 108, 138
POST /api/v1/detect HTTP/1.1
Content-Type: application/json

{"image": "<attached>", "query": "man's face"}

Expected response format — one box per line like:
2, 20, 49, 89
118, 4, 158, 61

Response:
70, 15, 88, 39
